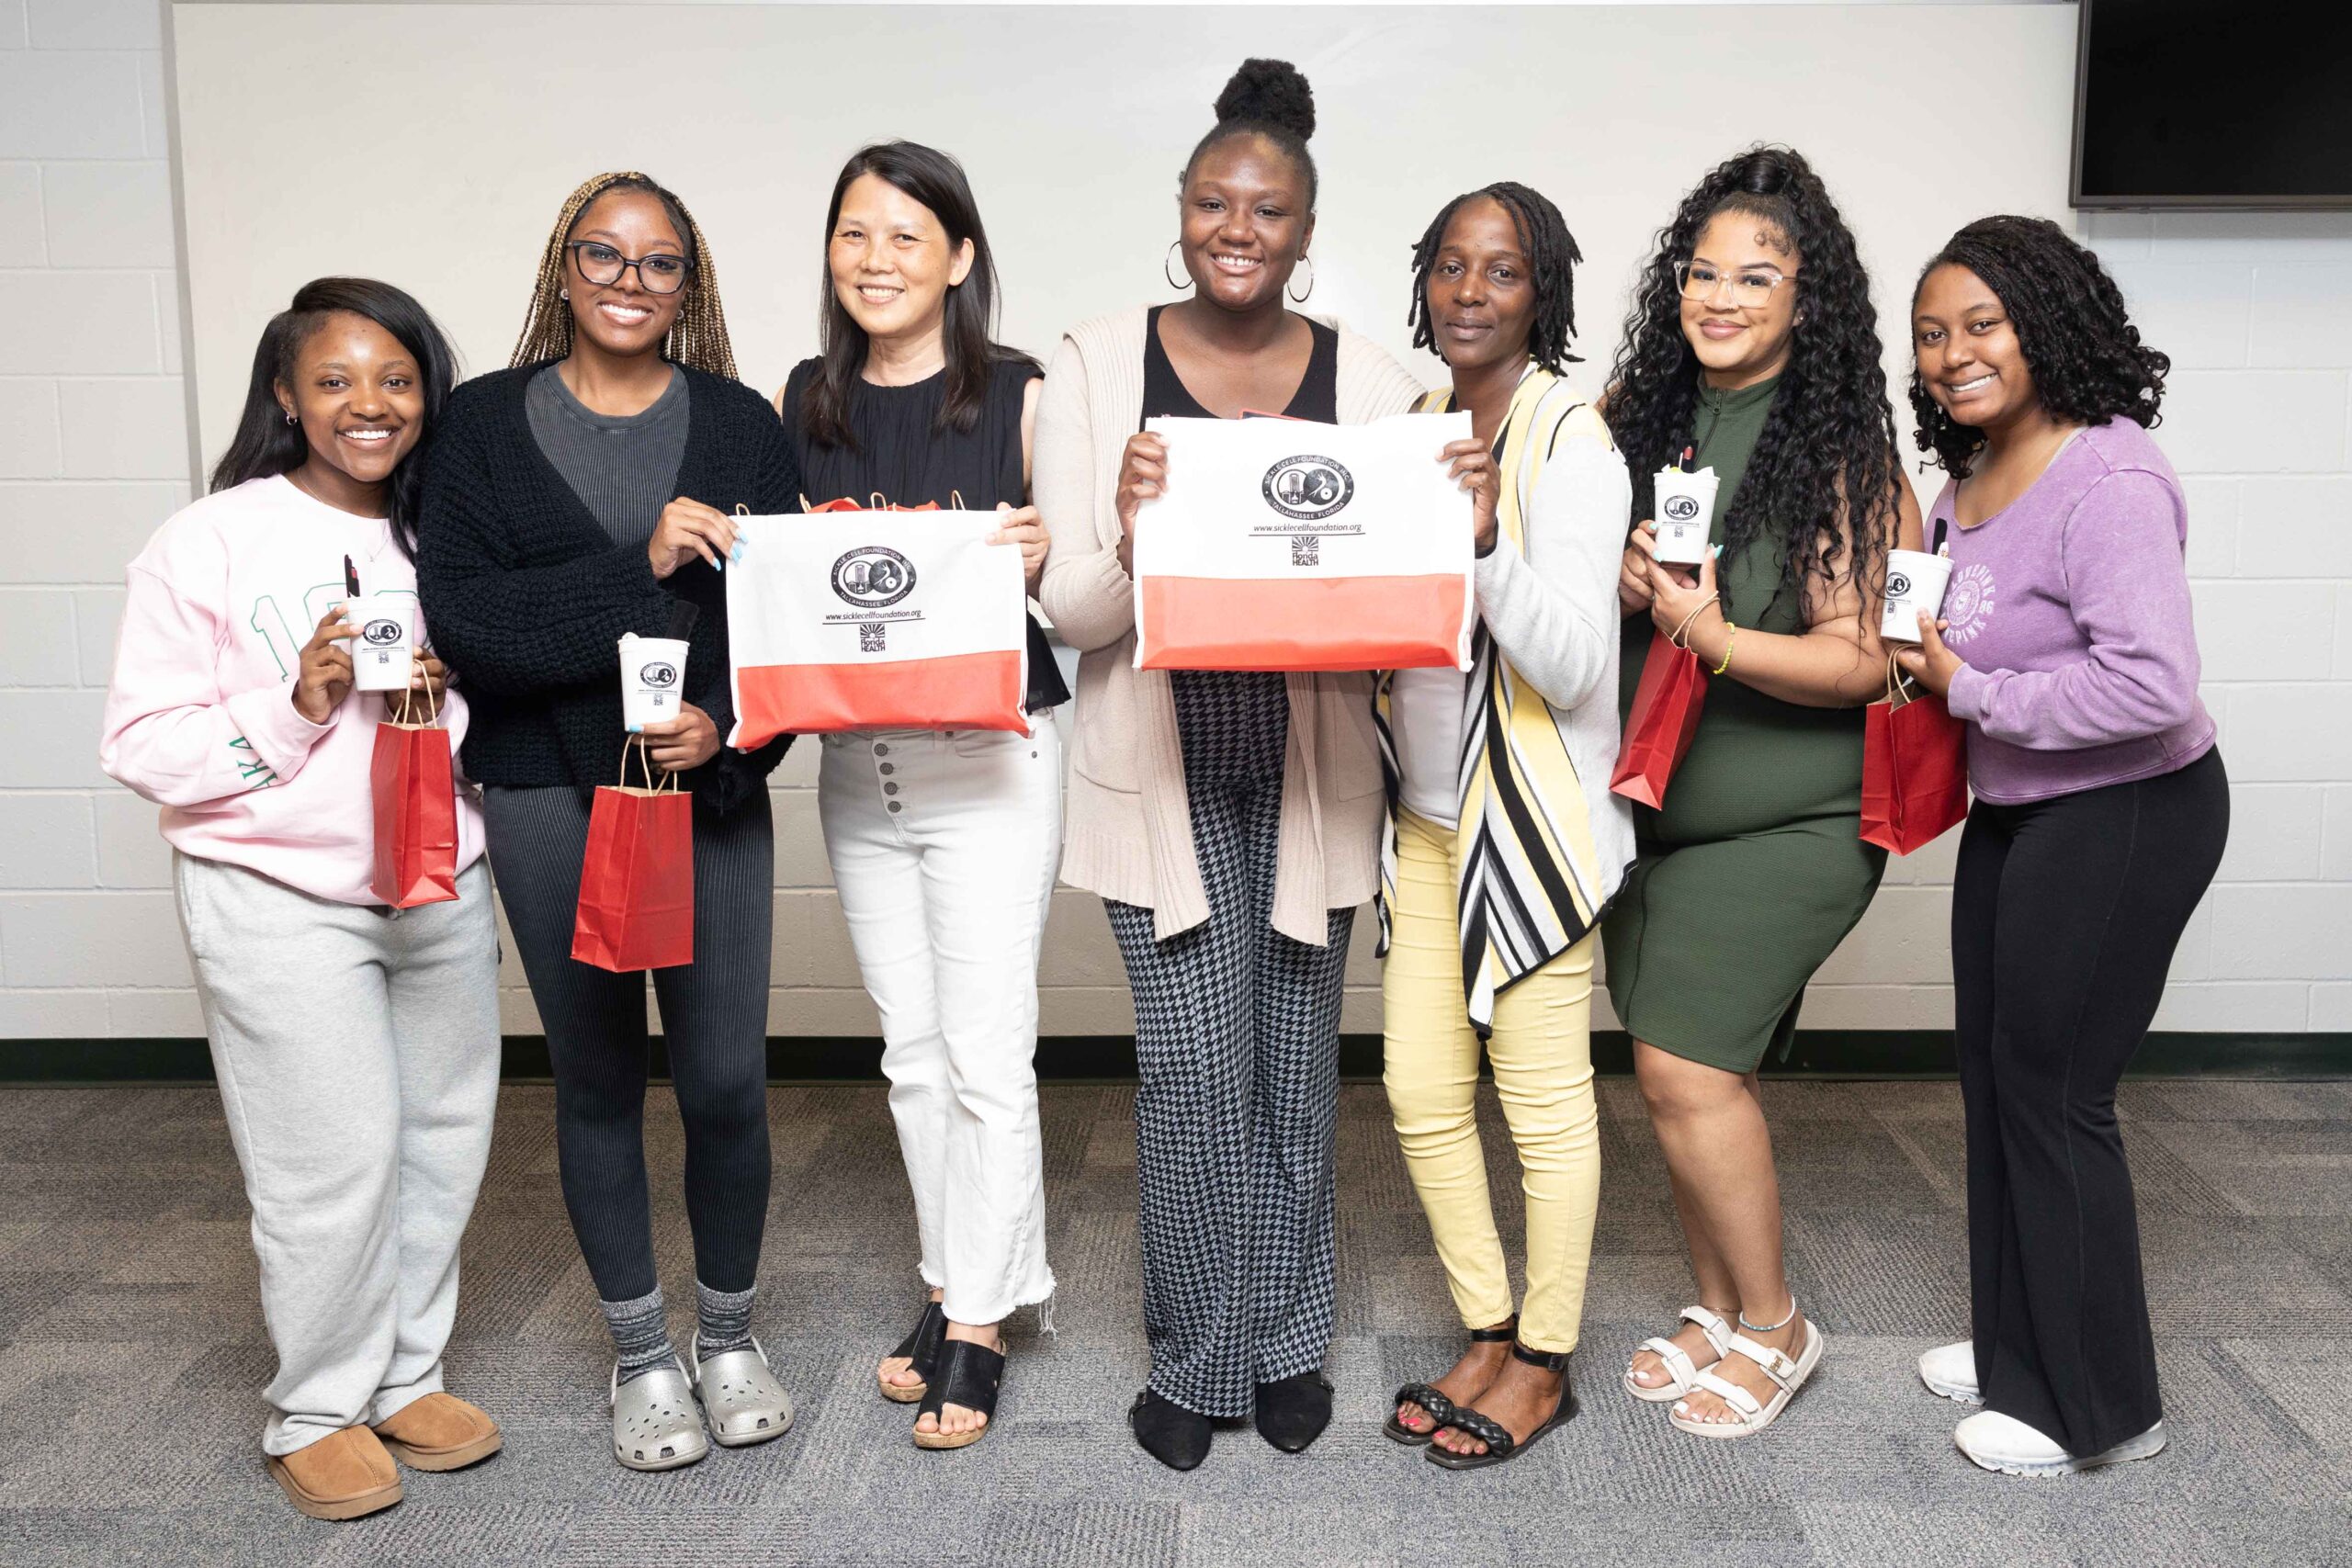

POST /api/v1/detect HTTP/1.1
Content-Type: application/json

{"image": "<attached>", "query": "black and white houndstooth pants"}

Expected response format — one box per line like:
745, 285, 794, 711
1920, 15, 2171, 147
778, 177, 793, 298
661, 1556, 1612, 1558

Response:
1105, 671, 1352, 1419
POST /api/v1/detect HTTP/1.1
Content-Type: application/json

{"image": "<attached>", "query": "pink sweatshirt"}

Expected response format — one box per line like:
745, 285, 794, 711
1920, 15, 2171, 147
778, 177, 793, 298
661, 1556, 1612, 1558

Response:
99, 475, 486, 905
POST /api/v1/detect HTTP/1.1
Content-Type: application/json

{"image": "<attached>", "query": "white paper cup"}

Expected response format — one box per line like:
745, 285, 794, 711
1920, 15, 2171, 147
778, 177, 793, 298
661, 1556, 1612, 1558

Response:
1881, 549, 1954, 644
621, 635, 690, 729
1653, 467, 1720, 567
344, 595, 415, 693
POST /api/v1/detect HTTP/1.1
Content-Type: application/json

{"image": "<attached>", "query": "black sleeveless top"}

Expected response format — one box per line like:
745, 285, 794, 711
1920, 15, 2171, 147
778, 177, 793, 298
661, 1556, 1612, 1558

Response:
1139, 305, 1339, 425
780, 354, 1068, 711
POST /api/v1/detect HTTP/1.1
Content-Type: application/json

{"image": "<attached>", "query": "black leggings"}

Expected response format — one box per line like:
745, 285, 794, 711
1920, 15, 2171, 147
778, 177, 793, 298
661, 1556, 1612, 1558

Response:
486, 784, 774, 1301
1951, 748, 2228, 1457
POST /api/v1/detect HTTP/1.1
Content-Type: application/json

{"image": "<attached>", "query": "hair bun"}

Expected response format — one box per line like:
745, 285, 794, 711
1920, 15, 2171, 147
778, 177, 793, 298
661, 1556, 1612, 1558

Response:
1215, 58, 1315, 142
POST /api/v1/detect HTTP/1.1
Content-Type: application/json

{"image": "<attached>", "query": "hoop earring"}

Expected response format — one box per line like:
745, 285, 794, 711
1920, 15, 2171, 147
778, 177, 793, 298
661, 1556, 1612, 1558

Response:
560, 288, 570, 301
1287, 255, 1315, 304
1163, 241, 1193, 293
283, 412, 298, 426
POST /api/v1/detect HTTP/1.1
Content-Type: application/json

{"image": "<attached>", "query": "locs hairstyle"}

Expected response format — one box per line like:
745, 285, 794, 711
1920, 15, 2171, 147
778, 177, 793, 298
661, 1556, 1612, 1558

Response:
208, 276, 458, 559
800, 141, 1038, 453
509, 171, 739, 378
1602, 145, 1903, 620
1182, 58, 1317, 207
1406, 181, 1584, 372
1909, 214, 2169, 479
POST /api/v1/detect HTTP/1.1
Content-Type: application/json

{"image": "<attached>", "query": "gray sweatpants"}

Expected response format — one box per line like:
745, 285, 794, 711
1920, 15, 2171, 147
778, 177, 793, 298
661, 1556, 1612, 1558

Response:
175, 853, 502, 1456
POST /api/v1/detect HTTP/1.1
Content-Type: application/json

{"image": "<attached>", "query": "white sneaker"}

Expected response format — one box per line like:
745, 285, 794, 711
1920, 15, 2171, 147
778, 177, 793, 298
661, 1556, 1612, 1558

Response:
1917, 1340, 1982, 1404
1954, 1409, 2165, 1477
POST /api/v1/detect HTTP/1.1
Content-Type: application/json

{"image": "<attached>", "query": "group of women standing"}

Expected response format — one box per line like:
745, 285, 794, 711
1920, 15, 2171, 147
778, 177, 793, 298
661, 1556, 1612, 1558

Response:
97, 53, 2225, 1520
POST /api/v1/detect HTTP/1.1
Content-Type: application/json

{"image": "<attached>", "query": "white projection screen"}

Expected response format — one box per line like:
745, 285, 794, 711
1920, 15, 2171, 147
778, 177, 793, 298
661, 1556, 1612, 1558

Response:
171, 3, 2077, 476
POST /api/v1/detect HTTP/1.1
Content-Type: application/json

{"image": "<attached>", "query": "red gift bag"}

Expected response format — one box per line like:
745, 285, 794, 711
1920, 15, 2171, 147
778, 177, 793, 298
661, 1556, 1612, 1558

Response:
1860, 660, 1970, 854
571, 738, 695, 972
369, 684, 460, 908
1610, 628, 1710, 808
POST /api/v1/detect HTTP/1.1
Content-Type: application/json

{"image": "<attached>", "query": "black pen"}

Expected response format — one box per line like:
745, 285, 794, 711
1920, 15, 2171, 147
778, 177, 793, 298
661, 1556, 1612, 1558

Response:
344, 554, 361, 601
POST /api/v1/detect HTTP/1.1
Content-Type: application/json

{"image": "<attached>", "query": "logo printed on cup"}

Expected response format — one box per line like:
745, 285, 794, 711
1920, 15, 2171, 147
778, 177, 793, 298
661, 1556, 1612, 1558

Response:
831, 546, 917, 609
1663, 494, 1702, 522
1261, 455, 1354, 521
1887, 572, 1913, 599
638, 661, 678, 689
362, 617, 404, 648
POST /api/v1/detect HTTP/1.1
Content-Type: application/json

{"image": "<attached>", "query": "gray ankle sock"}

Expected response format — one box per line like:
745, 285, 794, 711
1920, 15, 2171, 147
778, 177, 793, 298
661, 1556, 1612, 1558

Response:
601, 1287, 674, 1386
695, 1279, 756, 1359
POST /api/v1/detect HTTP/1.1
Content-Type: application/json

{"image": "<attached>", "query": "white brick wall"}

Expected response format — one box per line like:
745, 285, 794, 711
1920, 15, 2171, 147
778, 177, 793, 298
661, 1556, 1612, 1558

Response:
0, 2, 2345, 1044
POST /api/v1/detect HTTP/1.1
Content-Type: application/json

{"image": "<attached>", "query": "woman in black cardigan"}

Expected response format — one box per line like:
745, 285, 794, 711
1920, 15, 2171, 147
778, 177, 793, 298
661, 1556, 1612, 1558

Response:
417, 172, 797, 1474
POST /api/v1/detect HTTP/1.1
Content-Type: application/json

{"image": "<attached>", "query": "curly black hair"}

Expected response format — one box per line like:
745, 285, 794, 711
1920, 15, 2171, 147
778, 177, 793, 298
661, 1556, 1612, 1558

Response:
1182, 58, 1317, 208
1406, 182, 1583, 371
1909, 215, 2169, 479
1601, 145, 1903, 622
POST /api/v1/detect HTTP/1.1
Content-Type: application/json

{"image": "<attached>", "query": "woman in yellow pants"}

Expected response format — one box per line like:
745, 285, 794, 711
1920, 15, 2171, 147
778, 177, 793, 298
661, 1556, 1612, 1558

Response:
1375, 183, 1634, 1471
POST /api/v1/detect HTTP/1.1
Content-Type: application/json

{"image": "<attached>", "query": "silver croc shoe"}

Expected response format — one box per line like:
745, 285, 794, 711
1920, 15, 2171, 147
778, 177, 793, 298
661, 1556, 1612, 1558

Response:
611, 1357, 709, 1472
690, 1333, 795, 1447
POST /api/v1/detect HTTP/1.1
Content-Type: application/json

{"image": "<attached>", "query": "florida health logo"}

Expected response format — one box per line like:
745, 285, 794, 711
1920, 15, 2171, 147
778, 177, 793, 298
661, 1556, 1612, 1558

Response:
831, 546, 916, 609
1663, 494, 1702, 522
637, 660, 678, 689
1262, 455, 1354, 521
361, 617, 404, 648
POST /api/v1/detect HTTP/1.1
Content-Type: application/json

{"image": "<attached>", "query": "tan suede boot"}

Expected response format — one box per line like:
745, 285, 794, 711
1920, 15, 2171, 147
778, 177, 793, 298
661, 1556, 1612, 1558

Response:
266, 1426, 402, 1520
372, 1393, 503, 1471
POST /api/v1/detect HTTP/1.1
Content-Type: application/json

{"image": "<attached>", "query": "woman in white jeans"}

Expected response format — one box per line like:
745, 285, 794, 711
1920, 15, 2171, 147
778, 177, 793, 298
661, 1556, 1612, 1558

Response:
775, 140, 1066, 1450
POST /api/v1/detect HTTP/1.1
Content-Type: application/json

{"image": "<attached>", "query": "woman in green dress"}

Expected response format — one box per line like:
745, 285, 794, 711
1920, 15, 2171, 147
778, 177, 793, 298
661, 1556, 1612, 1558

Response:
1601, 147, 1919, 1439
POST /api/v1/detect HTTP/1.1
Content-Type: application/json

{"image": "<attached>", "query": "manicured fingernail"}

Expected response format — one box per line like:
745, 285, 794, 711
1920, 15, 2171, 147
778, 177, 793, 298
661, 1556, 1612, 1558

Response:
730, 540, 744, 561
628, 725, 642, 734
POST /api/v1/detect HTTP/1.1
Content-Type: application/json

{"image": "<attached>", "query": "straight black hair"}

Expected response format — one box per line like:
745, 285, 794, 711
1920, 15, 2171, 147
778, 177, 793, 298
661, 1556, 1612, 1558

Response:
801, 141, 1034, 451
209, 276, 458, 558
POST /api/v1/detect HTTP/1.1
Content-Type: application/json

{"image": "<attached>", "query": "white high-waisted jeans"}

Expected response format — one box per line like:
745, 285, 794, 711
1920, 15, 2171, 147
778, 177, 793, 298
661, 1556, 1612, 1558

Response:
819, 723, 1062, 1325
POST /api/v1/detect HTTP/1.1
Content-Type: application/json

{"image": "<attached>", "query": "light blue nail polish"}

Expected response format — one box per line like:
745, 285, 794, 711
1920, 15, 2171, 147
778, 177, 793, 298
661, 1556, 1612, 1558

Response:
731, 540, 744, 562
628, 724, 642, 734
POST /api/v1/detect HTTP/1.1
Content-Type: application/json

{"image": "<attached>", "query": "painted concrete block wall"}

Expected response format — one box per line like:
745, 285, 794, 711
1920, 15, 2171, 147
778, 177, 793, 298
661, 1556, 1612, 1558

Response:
1, 3, 2345, 1043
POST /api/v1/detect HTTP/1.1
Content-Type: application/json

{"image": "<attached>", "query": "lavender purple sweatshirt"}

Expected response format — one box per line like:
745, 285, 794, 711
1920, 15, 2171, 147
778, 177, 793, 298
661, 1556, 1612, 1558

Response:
1929, 419, 2215, 806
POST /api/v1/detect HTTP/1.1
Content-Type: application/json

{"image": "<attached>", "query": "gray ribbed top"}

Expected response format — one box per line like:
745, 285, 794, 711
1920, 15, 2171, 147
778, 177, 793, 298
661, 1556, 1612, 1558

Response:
525, 364, 689, 547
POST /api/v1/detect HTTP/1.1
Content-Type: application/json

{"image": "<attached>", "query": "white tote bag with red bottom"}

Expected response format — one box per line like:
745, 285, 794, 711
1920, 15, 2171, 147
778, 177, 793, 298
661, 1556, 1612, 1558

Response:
725, 510, 1029, 747
1132, 410, 1475, 672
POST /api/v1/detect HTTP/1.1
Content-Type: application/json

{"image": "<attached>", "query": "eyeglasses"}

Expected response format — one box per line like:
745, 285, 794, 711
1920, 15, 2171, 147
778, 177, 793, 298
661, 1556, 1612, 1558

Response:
1674, 259, 1796, 310
566, 242, 692, 295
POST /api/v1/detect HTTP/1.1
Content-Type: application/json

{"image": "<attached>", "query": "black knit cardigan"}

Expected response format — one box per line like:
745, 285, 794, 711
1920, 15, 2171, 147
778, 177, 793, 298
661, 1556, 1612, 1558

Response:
415, 362, 797, 814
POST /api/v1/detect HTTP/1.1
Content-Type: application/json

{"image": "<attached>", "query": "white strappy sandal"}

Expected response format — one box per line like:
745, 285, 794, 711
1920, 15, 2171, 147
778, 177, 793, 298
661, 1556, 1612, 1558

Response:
1624, 1305, 1735, 1404
1669, 1313, 1825, 1439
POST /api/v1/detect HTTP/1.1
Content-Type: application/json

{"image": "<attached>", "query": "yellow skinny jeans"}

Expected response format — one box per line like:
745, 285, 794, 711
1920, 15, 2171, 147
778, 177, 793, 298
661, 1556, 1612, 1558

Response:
1382, 807, 1600, 1354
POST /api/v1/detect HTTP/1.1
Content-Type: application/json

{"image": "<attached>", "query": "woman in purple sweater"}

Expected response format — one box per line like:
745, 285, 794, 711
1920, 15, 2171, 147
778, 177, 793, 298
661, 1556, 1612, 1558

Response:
1898, 216, 2226, 1479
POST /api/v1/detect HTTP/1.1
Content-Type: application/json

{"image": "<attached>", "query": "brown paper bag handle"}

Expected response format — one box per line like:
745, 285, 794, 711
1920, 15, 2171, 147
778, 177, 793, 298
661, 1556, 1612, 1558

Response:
1668, 593, 1720, 653
1884, 651, 1920, 709
616, 734, 679, 793
390, 660, 441, 728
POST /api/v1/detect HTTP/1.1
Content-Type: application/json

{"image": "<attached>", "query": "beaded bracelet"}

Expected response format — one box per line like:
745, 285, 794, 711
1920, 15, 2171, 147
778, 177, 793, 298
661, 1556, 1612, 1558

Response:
1713, 620, 1739, 676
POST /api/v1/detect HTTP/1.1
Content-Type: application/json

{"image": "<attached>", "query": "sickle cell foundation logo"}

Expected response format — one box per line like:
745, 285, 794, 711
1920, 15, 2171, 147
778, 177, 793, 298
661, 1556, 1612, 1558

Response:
831, 546, 916, 609
361, 617, 404, 647
637, 661, 678, 689
1262, 455, 1354, 521
1663, 494, 1702, 522
1887, 570, 1915, 600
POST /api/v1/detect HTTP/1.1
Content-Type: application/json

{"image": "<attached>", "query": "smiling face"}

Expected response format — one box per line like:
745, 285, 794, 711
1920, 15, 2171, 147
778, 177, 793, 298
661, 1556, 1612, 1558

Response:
1679, 209, 1800, 388
274, 310, 424, 504
565, 188, 689, 360
1426, 196, 1537, 378
1177, 134, 1313, 314
1913, 262, 2038, 434
829, 172, 973, 351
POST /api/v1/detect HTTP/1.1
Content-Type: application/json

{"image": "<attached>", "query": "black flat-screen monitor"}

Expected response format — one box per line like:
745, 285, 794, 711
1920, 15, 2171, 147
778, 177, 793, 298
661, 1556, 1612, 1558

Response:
2073, 0, 2352, 209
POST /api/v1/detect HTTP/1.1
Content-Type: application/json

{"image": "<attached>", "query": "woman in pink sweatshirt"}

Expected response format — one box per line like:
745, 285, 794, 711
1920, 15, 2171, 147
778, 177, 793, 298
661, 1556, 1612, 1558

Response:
99, 278, 503, 1522
1899, 219, 2226, 1481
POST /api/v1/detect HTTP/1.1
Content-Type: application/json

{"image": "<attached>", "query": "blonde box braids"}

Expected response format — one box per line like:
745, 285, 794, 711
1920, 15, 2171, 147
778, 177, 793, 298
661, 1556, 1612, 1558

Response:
510, 171, 740, 380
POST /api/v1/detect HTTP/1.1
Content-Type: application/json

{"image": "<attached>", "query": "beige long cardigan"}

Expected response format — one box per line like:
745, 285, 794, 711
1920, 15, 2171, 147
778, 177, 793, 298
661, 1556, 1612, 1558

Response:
1035, 305, 1424, 945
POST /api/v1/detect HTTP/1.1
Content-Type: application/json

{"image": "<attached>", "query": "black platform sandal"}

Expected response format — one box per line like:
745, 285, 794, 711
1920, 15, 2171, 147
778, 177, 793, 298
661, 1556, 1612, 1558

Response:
1424, 1342, 1577, 1471
1385, 1318, 1519, 1446
879, 1298, 947, 1404
911, 1337, 1005, 1451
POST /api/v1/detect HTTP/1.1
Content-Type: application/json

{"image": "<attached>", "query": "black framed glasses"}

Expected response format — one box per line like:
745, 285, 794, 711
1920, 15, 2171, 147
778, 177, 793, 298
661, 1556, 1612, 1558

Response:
1674, 259, 1796, 310
566, 241, 692, 295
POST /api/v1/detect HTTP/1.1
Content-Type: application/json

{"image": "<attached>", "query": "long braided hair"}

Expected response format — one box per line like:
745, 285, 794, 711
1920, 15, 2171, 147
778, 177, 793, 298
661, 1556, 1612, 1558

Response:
1602, 146, 1902, 620
509, 172, 739, 378
1909, 215, 2169, 479
1405, 181, 1583, 372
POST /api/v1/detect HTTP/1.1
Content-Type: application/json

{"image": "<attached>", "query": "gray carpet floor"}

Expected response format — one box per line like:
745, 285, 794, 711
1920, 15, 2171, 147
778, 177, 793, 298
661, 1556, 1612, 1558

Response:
1, 1077, 2347, 1567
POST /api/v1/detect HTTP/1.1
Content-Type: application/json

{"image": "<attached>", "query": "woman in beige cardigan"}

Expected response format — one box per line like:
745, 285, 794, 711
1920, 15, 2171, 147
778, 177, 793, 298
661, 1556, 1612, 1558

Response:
1035, 59, 1461, 1472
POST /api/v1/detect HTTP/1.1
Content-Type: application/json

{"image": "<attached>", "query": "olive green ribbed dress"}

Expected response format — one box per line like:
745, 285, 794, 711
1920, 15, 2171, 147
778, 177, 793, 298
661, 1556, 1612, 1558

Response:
1601, 376, 1887, 1072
